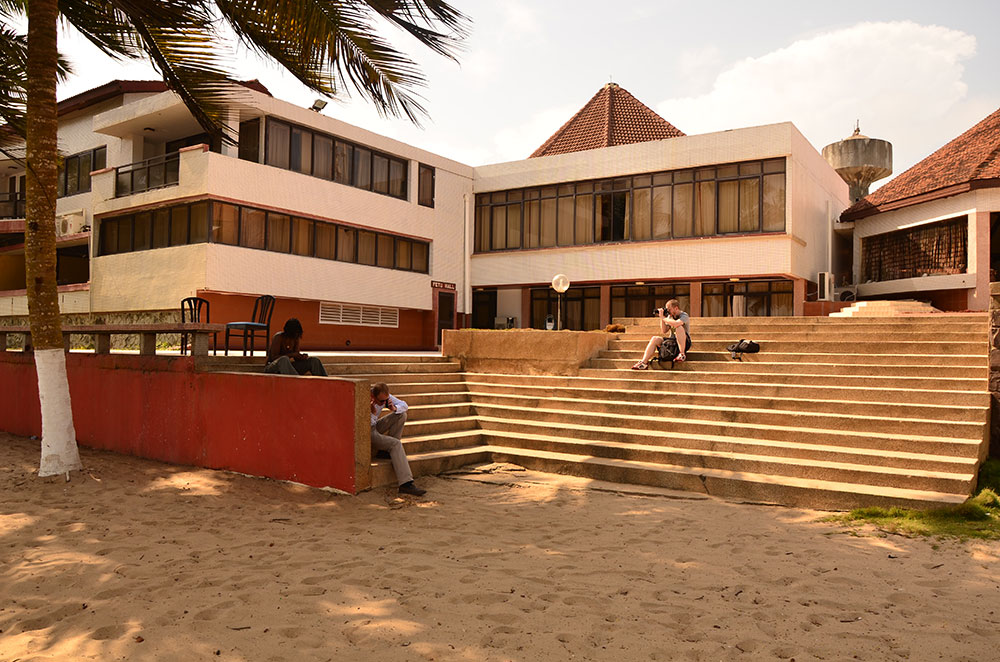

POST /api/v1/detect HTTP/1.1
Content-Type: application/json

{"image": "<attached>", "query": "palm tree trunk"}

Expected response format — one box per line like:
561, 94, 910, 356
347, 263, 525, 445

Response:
26, 0, 81, 477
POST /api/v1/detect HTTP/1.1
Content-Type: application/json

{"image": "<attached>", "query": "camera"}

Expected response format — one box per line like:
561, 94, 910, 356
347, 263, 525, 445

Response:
653, 308, 663, 316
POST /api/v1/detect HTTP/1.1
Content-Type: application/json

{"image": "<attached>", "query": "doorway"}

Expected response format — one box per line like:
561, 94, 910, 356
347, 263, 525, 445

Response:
436, 290, 456, 345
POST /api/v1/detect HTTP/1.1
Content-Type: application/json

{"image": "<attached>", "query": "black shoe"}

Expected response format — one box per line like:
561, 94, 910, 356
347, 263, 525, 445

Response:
374, 450, 391, 460
398, 481, 426, 497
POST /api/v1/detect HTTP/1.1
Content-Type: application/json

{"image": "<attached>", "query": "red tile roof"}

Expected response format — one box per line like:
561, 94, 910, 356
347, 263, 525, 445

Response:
530, 83, 684, 158
842, 106, 1000, 221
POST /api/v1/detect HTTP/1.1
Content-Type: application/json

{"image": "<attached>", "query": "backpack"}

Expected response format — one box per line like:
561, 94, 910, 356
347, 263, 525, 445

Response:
726, 339, 760, 360
656, 336, 681, 363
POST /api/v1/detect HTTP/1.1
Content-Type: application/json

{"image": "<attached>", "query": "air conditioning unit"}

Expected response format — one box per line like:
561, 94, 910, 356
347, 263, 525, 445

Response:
57, 212, 86, 236
817, 271, 834, 301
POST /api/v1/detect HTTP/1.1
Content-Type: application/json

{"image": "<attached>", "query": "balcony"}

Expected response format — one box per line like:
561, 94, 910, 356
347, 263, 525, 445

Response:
0, 192, 25, 220
115, 152, 180, 197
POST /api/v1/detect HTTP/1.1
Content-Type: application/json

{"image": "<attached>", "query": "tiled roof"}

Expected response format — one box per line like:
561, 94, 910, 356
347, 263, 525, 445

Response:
842, 106, 1000, 220
529, 83, 684, 158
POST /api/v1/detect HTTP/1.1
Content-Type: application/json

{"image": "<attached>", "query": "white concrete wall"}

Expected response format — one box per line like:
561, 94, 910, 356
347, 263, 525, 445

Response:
91, 244, 207, 312
471, 234, 793, 287
788, 125, 851, 282
0, 289, 90, 316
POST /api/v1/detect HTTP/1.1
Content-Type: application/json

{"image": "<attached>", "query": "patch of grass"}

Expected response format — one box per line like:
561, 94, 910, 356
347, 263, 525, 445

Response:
823, 464, 1000, 541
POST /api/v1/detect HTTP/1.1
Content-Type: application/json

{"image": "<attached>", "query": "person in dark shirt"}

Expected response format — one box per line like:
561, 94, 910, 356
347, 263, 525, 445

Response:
264, 318, 328, 376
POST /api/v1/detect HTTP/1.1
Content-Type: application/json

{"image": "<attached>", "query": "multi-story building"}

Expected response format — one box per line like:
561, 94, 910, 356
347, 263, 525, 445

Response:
472, 83, 849, 329
0, 80, 852, 349
840, 105, 1000, 311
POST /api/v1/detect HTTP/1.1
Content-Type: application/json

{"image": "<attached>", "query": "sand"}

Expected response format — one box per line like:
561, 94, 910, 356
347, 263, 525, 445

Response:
2, 432, 999, 662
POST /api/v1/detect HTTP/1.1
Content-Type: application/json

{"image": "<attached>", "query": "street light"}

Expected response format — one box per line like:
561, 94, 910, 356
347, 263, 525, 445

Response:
551, 273, 570, 330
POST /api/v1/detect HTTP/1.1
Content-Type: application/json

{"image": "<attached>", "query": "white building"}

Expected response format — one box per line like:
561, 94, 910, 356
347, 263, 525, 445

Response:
0, 80, 852, 349
839, 105, 1000, 311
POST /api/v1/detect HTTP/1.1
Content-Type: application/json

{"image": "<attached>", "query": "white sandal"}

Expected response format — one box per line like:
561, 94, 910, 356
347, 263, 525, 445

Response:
631, 361, 649, 370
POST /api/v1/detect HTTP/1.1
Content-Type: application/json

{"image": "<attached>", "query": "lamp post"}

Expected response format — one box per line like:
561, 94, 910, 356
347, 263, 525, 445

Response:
551, 274, 570, 330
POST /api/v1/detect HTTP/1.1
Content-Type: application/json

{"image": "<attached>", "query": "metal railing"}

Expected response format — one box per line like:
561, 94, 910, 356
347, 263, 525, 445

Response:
115, 152, 180, 197
0, 192, 25, 219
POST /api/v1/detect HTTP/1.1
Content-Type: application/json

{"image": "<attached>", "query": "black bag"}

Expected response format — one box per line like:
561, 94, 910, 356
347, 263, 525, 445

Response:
656, 336, 680, 363
726, 339, 760, 360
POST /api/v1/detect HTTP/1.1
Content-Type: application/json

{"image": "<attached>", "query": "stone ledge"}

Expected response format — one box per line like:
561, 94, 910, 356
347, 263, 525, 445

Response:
442, 329, 614, 376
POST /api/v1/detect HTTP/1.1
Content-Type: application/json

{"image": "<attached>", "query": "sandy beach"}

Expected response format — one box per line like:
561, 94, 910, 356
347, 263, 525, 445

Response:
2, 432, 999, 662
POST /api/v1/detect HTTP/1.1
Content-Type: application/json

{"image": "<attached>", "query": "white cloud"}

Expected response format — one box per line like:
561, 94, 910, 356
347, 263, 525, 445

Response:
491, 103, 581, 163
656, 21, 982, 179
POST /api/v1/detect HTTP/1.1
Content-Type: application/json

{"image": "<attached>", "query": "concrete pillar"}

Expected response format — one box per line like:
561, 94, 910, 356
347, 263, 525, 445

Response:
599, 285, 611, 328
689, 281, 702, 317
793, 278, 806, 316
520, 287, 531, 329
969, 211, 990, 311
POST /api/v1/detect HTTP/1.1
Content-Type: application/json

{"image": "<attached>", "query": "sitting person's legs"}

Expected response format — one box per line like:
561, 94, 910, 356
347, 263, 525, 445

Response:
371, 414, 413, 486
633, 335, 662, 369
291, 356, 328, 376
264, 355, 298, 375
674, 325, 689, 361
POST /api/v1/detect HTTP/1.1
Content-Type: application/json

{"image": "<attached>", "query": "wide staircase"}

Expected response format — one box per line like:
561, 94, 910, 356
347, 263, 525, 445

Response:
320, 315, 991, 510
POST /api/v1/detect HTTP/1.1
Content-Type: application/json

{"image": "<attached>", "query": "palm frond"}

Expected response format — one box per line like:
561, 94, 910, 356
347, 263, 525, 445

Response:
57, 0, 142, 58
0, 25, 72, 138
214, 0, 469, 125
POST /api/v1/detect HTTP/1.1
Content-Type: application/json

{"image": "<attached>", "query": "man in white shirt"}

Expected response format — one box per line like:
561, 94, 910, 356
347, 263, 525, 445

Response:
370, 382, 426, 496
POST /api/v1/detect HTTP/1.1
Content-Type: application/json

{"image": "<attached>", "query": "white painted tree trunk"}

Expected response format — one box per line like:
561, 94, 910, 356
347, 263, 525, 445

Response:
35, 348, 81, 477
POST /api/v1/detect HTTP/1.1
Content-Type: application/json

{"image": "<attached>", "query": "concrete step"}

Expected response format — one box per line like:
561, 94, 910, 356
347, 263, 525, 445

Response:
318, 354, 451, 364
348, 372, 469, 385
461, 372, 989, 406
400, 415, 479, 437
390, 391, 472, 406
587, 357, 987, 378
476, 429, 974, 494
403, 402, 475, 422
597, 349, 985, 367
617, 314, 986, 326
480, 445, 969, 510
472, 404, 984, 452
476, 416, 981, 465
462, 382, 987, 422
379, 381, 470, 396
323, 361, 462, 375
370, 446, 492, 488
576, 367, 986, 391
608, 339, 988, 354
467, 393, 986, 438
625, 331, 987, 343
394, 428, 483, 455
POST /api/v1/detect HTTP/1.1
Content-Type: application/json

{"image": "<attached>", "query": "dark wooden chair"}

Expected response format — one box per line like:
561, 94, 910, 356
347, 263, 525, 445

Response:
180, 297, 215, 355
224, 294, 275, 356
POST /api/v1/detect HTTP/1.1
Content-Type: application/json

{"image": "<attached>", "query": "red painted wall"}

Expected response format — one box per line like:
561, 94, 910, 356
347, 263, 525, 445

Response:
0, 352, 359, 492
200, 291, 436, 351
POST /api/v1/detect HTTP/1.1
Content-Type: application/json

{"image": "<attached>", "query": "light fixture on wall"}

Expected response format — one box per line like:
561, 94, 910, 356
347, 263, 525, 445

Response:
143, 127, 155, 132
309, 99, 328, 112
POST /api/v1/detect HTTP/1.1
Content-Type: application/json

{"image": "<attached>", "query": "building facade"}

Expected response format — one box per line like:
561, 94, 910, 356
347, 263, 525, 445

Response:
840, 106, 1000, 312
1, 80, 854, 348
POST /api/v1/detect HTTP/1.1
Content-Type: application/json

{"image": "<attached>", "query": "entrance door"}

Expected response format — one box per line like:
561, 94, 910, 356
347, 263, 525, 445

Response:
436, 290, 456, 345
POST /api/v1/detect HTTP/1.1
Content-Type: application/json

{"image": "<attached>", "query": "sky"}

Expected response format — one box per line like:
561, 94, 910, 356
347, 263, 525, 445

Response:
48, 0, 1000, 189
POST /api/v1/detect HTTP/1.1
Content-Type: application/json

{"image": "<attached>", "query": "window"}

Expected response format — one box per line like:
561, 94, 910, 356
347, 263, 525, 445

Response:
372, 154, 389, 195
701, 279, 793, 317
530, 286, 600, 330
98, 200, 429, 273
335, 141, 352, 185
418, 164, 435, 207
267, 213, 291, 253
862, 217, 967, 282
238, 118, 260, 163
313, 135, 333, 180
611, 283, 690, 320
473, 159, 787, 252
289, 127, 311, 175
58, 146, 106, 198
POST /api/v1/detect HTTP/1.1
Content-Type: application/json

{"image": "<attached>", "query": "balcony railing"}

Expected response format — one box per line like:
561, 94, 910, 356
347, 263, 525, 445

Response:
0, 192, 26, 219
115, 152, 180, 197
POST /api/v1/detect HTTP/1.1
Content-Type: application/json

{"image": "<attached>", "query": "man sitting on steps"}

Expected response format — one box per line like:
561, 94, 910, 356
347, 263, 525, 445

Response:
631, 299, 692, 370
371, 382, 426, 497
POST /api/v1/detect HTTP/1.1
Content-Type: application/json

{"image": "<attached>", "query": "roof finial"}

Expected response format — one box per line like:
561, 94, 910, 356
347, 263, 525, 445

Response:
853, 119, 860, 137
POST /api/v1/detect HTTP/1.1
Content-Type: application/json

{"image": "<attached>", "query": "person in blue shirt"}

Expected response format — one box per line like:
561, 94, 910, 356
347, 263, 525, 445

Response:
370, 382, 426, 496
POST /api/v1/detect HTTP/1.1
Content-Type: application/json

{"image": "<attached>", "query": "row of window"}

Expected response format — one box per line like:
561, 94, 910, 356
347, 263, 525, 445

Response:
255, 117, 435, 206
57, 146, 107, 198
474, 159, 786, 252
860, 217, 967, 282
98, 200, 430, 274
473, 279, 795, 331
